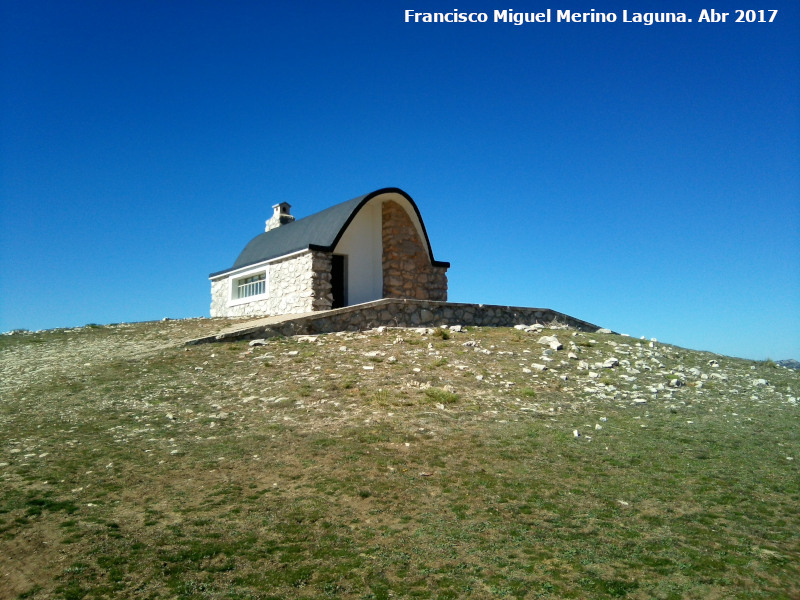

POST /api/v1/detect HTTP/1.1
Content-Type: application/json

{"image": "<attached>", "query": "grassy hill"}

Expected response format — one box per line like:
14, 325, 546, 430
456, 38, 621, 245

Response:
1, 318, 798, 599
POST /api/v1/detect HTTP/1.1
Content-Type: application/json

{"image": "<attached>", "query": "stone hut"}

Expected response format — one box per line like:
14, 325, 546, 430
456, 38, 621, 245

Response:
209, 188, 449, 318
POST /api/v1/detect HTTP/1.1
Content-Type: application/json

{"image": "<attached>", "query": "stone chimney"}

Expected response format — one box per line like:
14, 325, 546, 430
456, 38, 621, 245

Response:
265, 202, 295, 232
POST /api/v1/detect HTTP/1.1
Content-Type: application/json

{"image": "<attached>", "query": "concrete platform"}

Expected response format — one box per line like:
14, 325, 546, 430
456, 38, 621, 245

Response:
186, 299, 604, 345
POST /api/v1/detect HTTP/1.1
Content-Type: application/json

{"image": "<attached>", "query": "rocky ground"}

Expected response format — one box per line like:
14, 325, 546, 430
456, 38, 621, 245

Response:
1, 318, 798, 599
3, 318, 795, 420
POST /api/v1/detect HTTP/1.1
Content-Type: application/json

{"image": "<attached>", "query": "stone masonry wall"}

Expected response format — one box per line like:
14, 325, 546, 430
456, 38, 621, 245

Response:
382, 201, 447, 301
210, 278, 233, 317
309, 250, 334, 311
268, 251, 314, 315
191, 299, 603, 344
210, 250, 333, 318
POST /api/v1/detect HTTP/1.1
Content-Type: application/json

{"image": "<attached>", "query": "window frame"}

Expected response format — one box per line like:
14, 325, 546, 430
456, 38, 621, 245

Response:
228, 267, 269, 306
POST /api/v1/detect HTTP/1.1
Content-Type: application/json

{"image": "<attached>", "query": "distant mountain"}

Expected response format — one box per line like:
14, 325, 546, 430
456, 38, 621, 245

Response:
777, 359, 800, 370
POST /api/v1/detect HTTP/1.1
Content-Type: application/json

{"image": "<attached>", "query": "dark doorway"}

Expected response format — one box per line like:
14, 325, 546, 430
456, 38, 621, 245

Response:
331, 254, 347, 309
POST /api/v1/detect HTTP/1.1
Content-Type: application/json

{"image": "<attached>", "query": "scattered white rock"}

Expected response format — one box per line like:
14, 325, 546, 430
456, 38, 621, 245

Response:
515, 324, 544, 333
538, 336, 563, 350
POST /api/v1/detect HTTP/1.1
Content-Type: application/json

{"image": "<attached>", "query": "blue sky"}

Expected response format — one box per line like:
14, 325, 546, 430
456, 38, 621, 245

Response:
1, 1, 798, 360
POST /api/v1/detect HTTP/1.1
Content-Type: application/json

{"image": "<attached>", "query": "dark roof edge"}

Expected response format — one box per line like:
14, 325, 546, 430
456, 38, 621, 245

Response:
320, 187, 449, 268
209, 261, 263, 279
209, 246, 309, 278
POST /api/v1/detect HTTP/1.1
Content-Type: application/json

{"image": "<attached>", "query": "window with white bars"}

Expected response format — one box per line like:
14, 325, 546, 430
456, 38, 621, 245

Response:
235, 272, 266, 299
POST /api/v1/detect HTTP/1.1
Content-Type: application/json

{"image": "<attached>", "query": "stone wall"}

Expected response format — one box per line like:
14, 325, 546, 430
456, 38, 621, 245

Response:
309, 250, 334, 311
210, 250, 333, 318
210, 278, 231, 317
382, 201, 448, 301
191, 298, 603, 344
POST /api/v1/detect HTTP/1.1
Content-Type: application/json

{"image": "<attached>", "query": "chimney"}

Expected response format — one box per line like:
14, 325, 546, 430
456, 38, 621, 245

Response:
265, 202, 295, 232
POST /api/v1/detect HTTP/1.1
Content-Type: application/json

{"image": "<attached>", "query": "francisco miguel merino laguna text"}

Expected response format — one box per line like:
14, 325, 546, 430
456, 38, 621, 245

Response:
404, 9, 779, 25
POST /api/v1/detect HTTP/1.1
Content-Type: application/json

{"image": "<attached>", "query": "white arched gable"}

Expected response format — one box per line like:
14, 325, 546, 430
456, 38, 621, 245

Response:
332, 198, 383, 305
331, 191, 434, 306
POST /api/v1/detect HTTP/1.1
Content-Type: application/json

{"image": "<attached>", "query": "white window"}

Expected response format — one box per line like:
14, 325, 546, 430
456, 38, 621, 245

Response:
233, 272, 266, 300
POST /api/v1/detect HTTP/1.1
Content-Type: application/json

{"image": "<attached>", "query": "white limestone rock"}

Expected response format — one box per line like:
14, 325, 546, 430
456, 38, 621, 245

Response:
538, 336, 563, 350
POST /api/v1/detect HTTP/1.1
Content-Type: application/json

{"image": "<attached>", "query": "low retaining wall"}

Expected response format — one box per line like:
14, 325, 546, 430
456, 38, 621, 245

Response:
188, 299, 603, 345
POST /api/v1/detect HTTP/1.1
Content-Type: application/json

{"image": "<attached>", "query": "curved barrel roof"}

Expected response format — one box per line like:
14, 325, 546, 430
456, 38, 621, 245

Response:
210, 187, 449, 278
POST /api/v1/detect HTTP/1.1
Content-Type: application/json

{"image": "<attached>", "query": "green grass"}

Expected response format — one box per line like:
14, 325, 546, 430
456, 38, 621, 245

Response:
424, 387, 460, 404
0, 320, 798, 599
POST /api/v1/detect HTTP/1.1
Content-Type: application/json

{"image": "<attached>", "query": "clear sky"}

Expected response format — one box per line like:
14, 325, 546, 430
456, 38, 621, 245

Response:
1, 1, 798, 360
